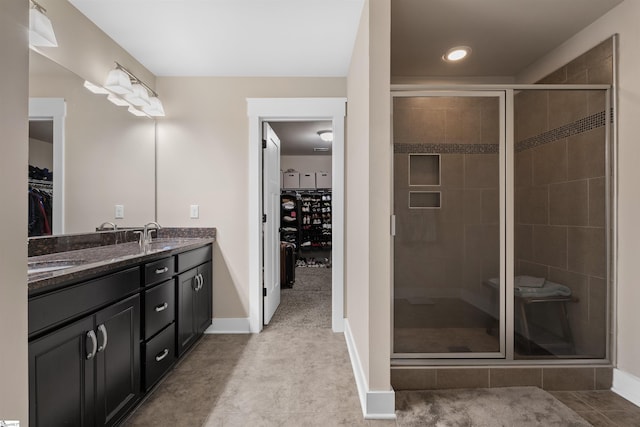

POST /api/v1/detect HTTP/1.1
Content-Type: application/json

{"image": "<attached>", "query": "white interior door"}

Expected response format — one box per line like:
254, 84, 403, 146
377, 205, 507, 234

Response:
263, 122, 281, 324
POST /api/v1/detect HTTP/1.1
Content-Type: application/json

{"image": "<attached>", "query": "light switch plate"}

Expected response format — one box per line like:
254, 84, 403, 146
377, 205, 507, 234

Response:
115, 204, 124, 219
190, 204, 199, 219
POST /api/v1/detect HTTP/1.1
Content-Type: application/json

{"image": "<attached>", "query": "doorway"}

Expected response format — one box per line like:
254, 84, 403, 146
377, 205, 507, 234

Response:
247, 98, 346, 333
28, 98, 65, 235
266, 120, 334, 329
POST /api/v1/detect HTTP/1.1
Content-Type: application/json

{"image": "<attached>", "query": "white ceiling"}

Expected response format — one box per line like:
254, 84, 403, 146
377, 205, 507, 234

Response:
68, 0, 365, 77
392, 0, 623, 78
269, 121, 332, 156
66, 0, 623, 144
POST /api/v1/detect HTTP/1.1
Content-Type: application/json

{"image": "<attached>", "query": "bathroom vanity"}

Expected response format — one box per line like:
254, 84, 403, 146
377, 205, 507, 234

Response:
27, 231, 214, 426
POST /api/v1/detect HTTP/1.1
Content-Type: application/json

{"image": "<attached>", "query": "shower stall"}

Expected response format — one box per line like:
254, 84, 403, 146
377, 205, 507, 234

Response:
392, 85, 612, 364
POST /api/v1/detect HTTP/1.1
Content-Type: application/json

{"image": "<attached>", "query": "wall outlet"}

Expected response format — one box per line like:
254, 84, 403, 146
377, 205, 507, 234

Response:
115, 204, 124, 219
190, 204, 199, 219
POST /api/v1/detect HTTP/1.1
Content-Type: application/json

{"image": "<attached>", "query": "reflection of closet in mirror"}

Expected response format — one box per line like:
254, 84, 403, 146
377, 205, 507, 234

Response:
28, 98, 65, 236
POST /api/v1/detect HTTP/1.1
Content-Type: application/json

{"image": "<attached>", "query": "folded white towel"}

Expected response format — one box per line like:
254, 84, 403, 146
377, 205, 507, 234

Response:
515, 275, 546, 288
486, 276, 572, 298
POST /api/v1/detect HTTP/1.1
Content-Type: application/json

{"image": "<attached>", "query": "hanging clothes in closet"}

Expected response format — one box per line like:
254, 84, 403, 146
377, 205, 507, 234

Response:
28, 165, 53, 237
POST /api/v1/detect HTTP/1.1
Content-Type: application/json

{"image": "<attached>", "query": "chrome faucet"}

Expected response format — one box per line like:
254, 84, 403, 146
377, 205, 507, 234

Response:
98, 222, 117, 231
143, 222, 162, 244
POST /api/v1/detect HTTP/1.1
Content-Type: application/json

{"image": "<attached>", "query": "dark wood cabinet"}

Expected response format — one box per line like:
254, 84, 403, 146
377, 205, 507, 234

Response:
177, 261, 212, 356
29, 316, 95, 427
95, 295, 141, 427
29, 294, 140, 427
29, 243, 213, 426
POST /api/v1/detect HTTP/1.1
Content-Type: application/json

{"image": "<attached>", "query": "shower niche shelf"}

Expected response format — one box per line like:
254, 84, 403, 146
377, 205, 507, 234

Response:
409, 153, 440, 186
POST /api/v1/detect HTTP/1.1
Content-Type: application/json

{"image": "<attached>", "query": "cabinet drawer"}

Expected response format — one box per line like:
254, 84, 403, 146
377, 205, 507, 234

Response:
144, 257, 175, 286
177, 245, 212, 272
29, 267, 140, 337
144, 280, 175, 340
144, 323, 176, 390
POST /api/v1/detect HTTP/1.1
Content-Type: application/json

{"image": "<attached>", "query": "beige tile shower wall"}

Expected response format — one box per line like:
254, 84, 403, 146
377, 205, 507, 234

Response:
393, 97, 500, 313
514, 41, 611, 357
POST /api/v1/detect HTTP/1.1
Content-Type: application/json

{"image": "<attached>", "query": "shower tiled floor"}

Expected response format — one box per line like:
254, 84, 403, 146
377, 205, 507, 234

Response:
123, 268, 639, 426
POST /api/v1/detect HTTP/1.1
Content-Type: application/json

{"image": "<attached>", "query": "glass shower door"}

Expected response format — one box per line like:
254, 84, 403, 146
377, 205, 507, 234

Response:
392, 92, 505, 358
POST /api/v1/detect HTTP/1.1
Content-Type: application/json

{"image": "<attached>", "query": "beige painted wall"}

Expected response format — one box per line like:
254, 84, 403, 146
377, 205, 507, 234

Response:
29, 52, 155, 232
368, 0, 392, 391
280, 155, 332, 175
29, 138, 53, 170
155, 77, 346, 319
517, 0, 640, 377
345, 0, 392, 391
346, 0, 372, 380
0, 0, 29, 423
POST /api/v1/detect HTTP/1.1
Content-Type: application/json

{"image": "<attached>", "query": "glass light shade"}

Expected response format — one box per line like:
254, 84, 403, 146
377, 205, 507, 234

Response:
107, 94, 130, 106
104, 69, 133, 95
83, 80, 110, 95
142, 97, 165, 117
29, 8, 58, 47
128, 106, 150, 117
124, 83, 151, 107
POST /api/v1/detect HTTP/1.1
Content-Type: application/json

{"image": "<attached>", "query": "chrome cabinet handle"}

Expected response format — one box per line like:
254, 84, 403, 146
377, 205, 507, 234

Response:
155, 302, 169, 312
199, 273, 205, 291
196, 274, 201, 291
155, 267, 169, 274
97, 324, 108, 352
86, 330, 97, 360
155, 349, 169, 362
193, 275, 199, 291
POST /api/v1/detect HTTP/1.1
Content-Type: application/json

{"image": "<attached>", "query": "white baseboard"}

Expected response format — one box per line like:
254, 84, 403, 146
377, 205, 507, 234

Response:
205, 317, 251, 334
612, 368, 640, 407
344, 319, 396, 420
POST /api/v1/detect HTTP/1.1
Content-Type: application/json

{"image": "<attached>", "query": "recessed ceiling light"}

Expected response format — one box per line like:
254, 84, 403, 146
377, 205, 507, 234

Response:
317, 130, 333, 142
443, 46, 471, 62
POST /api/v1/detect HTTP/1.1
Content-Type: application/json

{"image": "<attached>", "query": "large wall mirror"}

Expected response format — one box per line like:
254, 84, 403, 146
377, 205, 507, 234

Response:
28, 50, 156, 236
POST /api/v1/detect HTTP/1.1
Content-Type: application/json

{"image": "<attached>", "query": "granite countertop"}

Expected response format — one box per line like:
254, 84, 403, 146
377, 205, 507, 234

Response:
28, 238, 214, 296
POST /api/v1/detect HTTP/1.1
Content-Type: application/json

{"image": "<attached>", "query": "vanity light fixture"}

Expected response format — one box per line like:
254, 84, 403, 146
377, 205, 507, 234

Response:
107, 94, 130, 107
104, 68, 133, 95
101, 62, 165, 117
124, 83, 151, 107
83, 80, 110, 95
443, 46, 471, 62
143, 96, 166, 117
127, 106, 150, 117
29, 0, 58, 47
317, 130, 333, 142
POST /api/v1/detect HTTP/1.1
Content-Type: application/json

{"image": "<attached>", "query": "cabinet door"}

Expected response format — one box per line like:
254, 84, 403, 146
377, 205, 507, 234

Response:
29, 316, 95, 427
177, 268, 198, 356
95, 294, 141, 427
195, 262, 213, 335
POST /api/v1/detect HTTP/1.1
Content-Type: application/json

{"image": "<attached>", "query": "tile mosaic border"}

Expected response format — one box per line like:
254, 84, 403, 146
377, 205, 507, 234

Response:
394, 110, 608, 155
515, 110, 606, 152
394, 143, 498, 154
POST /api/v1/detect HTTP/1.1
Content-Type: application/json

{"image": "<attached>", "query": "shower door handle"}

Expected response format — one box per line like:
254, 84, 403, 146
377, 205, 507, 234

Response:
390, 215, 396, 237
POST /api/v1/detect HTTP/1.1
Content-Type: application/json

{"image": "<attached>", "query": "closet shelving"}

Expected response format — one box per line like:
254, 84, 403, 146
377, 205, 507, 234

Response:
280, 192, 301, 254
299, 190, 331, 251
